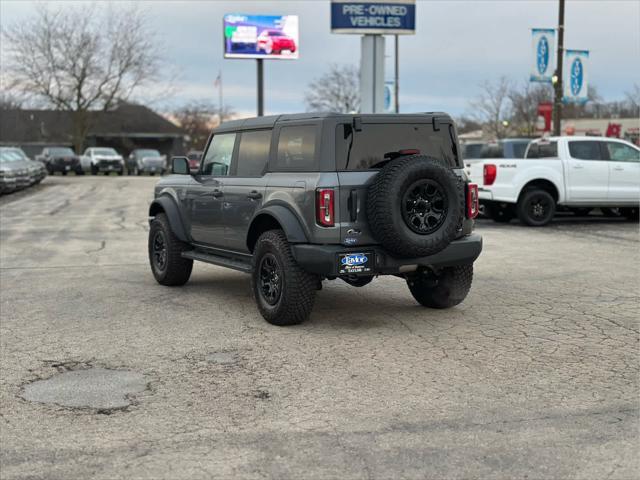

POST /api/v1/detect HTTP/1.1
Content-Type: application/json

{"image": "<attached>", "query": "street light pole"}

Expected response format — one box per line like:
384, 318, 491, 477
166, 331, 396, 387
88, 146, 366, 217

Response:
553, 0, 565, 136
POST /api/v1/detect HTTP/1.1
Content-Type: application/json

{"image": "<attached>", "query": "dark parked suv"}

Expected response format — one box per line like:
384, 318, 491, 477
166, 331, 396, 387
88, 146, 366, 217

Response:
148, 113, 482, 325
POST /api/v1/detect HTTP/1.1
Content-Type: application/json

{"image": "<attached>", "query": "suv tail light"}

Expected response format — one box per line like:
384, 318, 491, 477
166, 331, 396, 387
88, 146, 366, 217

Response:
316, 188, 335, 227
467, 183, 479, 219
483, 164, 497, 186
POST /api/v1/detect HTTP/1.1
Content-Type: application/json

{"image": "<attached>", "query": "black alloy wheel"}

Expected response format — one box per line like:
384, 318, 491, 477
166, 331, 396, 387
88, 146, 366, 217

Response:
151, 230, 168, 272
517, 189, 556, 226
258, 253, 282, 306
402, 179, 448, 235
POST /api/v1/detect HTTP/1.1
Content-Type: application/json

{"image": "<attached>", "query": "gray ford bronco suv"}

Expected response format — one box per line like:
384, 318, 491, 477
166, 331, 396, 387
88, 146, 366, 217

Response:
148, 113, 482, 325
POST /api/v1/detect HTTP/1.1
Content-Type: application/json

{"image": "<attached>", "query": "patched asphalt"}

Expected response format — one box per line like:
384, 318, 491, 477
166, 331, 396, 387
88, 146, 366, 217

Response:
22, 368, 147, 410
0, 176, 638, 479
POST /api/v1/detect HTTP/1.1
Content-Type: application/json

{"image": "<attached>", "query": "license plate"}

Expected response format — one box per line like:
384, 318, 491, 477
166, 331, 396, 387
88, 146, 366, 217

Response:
338, 252, 374, 275
65, 166, 70, 171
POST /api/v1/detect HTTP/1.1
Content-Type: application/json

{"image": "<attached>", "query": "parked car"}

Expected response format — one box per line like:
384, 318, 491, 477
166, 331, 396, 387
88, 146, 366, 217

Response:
147, 113, 481, 326
0, 150, 31, 193
468, 136, 640, 225
127, 149, 166, 176
256, 30, 296, 55
81, 147, 125, 175
37, 147, 83, 175
0, 147, 46, 184
186, 150, 203, 172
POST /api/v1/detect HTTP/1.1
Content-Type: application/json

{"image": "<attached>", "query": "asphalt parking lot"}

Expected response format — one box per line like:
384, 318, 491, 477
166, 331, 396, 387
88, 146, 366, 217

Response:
1, 176, 638, 479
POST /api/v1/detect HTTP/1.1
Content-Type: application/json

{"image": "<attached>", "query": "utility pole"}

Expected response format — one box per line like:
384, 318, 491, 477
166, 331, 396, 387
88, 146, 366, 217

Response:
553, 0, 565, 136
394, 34, 399, 113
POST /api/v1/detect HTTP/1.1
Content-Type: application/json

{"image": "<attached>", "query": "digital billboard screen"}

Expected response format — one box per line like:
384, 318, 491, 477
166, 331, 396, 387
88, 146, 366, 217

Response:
224, 15, 299, 60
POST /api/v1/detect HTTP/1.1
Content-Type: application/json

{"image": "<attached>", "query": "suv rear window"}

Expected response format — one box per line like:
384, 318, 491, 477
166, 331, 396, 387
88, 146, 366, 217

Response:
336, 123, 460, 170
525, 141, 558, 159
274, 125, 317, 172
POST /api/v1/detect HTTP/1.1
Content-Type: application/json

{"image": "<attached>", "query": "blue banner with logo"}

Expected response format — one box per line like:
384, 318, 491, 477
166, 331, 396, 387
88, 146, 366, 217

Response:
530, 28, 555, 82
331, 1, 416, 35
563, 49, 589, 104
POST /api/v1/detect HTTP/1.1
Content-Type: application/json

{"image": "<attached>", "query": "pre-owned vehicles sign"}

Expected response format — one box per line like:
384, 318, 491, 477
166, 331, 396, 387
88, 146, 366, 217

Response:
331, 0, 416, 35
223, 14, 299, 59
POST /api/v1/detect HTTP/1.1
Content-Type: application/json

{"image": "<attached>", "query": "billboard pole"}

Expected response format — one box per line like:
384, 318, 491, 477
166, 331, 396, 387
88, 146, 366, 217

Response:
257, 59, 264, 117
553, 0, 565, 136
394, 34, 399, 113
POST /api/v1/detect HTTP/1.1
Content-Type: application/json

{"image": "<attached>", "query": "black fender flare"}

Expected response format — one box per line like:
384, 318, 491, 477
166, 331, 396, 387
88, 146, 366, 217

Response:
149, 196, 189, 243
247, 205, 309, 250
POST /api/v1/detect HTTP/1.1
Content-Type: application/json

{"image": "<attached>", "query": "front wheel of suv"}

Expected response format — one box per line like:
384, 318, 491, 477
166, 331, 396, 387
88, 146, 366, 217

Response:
148, 213, 193, 286
251, 230, 318, 326
407, 264, 473, 309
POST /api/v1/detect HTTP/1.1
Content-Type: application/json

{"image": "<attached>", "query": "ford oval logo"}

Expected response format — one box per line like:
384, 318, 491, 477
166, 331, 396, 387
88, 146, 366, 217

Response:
570, 57, 583, 96
341, 254, 368, 266
536, 36, 549, 75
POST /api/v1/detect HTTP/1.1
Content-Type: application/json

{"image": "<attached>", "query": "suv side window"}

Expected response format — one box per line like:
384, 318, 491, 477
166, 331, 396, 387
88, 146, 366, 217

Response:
236, 130, 271, 177
202, 133, 236, 176
568, 141, 602, 160
605, 142, 639, 163
274, 125, 317, 172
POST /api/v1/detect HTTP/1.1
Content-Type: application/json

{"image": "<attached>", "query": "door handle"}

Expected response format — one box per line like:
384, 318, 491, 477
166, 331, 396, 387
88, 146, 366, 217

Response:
572, 165, 584, 169
210, 189, 224, 198
247, 190, 263, 200
612, 166, 624, 171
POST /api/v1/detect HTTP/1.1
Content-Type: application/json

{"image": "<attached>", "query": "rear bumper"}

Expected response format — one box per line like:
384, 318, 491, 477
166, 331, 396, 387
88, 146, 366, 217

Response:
291, 233, 483, 277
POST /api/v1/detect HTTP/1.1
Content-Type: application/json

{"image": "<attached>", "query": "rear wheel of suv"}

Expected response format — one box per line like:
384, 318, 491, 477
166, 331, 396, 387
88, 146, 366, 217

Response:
517, 188, 556, 226
367, 155, 464, 258
251, 230, 318, 326
407, 264, 473, 309
148, 213, 193, 286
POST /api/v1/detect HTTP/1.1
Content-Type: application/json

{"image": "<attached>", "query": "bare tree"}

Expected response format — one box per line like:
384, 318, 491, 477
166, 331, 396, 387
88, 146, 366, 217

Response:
509, 81, 553, 136
173, 102, 235, 151
2, 4, 163, 152
0, 91, 24, 111
469, 77, 513, 139
624, 84, 640, 117
304, 64, 359, 113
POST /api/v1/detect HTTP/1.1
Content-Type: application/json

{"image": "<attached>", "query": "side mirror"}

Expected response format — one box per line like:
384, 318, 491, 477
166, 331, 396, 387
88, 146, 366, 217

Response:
171, 156, 190, 175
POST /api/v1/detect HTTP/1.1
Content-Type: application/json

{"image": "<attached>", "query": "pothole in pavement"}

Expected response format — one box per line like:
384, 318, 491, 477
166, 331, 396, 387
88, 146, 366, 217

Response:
22, 367, 147, 411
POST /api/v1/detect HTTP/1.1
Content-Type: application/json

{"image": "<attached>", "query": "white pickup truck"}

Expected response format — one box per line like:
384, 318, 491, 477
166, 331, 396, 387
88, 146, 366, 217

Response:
469, 136, 640, 226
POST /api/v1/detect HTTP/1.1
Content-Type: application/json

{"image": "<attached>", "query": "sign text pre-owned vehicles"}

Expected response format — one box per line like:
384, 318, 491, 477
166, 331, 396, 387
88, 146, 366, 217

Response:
147, 113, 482, 326
223, 15, 299, 59
469, 136, 640, 225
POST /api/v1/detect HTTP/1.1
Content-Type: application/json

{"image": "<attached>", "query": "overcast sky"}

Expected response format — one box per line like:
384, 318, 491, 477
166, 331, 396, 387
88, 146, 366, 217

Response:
2, 0, 639, 118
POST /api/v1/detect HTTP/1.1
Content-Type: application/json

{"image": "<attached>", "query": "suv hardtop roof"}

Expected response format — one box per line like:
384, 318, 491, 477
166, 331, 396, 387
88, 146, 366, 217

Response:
214, 112, 453, 133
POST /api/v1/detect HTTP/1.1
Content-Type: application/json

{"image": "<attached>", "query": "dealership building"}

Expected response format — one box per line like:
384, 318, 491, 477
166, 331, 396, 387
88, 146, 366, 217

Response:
0, 103, 186, 158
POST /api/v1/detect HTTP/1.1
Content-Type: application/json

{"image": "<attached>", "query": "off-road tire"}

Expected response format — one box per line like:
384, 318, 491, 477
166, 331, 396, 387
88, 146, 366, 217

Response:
407, 264, 473, 309
487, 202, 514, 223
367, 155, 464, 258
251, 230, 318, 326
148, 213, 193, 286
517, 188, 556, 226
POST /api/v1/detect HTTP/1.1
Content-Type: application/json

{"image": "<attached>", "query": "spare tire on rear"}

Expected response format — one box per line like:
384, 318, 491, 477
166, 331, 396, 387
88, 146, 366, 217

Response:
366, 155, 464, 258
